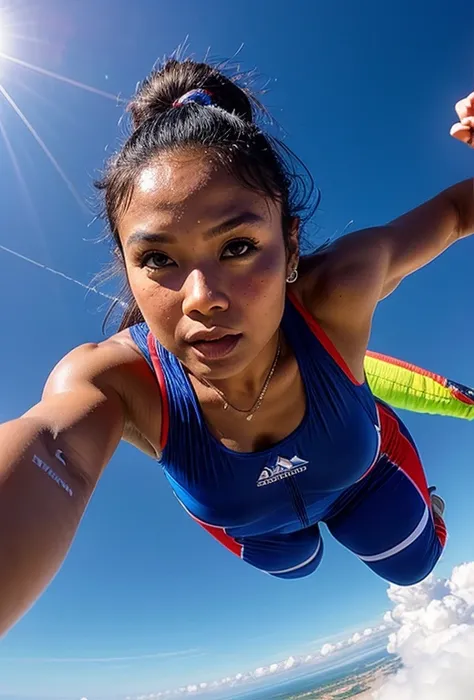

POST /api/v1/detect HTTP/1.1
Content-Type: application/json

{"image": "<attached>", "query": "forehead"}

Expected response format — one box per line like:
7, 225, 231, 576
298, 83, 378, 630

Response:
118, 151, 277, 236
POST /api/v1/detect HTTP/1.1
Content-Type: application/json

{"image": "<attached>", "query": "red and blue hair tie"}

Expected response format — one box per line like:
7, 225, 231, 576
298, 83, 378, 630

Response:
172, 89, 214, 108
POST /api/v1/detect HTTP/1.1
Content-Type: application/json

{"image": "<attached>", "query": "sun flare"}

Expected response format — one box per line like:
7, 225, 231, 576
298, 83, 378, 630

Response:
0, 5, 122, 216
0, 5, 16, 58
0, 10, 7, 54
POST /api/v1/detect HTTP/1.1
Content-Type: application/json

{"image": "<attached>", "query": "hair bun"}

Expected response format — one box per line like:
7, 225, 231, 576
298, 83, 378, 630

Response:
128, 59, 254, 130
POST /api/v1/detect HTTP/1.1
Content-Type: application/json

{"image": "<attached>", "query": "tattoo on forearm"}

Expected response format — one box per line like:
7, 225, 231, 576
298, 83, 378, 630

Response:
55, 449, 67, 466
32, 454, 73, 497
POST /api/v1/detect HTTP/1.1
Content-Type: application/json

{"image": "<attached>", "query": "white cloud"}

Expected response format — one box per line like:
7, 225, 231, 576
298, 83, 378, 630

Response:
374, 562, 474, 700
321, 643, 336, 657
283, 656, 299, 670
128, 615, 394, 699
253, 666, 267, 678
16, 649, 200, 663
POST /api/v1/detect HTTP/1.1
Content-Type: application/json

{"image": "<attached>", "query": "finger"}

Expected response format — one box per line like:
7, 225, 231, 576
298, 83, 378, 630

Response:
455, 92, 474, 120
450, 122, 474, 146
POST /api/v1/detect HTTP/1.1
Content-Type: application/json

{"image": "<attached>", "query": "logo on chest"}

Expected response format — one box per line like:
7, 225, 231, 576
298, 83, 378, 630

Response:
257, 455, 309, 487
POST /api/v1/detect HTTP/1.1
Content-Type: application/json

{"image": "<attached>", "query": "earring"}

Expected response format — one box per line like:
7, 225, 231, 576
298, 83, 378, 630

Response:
286, 268, 299, 284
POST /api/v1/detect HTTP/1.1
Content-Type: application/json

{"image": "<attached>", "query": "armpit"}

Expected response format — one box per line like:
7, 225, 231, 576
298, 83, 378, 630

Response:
122, 420, 160, 459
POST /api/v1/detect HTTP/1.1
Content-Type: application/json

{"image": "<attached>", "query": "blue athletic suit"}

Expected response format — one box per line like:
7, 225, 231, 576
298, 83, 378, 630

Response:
129, 292, 446, 585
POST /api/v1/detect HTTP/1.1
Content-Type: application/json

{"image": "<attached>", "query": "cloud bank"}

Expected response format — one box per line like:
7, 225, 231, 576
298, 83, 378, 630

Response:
375, 562, 474, 700
126, 622, 389, 699
127, 562, 474, 699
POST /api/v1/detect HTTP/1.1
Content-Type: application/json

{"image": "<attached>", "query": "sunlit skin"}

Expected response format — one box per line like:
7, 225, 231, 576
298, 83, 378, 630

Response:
119, 151, 299, 404
450, 92, 474, 145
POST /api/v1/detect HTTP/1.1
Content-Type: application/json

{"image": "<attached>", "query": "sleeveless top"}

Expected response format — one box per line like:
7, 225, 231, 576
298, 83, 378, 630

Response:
129, 292, 381, 542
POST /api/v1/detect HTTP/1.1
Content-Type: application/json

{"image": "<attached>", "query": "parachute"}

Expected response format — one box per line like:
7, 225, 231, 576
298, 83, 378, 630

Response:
365, 351, 474, 420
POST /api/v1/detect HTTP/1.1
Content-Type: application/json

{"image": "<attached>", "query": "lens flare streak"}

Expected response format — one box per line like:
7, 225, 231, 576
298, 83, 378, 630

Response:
0, 20, 127, 308
0, 83, 88, 212
0, 244, 123, 305
0, 51, 124, 102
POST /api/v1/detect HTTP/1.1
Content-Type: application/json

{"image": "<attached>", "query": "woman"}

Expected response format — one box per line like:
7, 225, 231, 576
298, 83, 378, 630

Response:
0, 60, 472, 635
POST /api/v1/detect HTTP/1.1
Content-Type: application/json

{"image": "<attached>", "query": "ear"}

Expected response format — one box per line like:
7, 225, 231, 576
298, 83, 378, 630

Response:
286, 217, 300, 270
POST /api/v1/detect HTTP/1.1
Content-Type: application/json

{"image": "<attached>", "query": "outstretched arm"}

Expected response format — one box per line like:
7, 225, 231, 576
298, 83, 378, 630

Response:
0, 339, 137, 635
365, 351, 474, 420
298, 91, 474, 386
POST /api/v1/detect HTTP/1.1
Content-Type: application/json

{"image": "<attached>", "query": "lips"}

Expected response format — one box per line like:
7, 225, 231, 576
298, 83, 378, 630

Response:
190, 333, 242, 360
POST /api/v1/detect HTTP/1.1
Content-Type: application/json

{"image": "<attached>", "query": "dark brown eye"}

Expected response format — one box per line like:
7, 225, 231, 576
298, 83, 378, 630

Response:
141, 252, 173, 269
222, 238, 258, 258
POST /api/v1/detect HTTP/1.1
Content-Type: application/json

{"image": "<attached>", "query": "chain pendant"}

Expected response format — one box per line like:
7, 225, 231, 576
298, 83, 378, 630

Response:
198, 333, 281, 422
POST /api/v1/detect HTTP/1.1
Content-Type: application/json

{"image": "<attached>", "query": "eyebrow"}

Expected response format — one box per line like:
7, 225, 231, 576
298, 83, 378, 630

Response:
126, 211, 265, 248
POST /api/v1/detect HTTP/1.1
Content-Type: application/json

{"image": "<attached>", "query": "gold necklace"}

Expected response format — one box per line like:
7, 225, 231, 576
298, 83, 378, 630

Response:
198, 334, 282, 421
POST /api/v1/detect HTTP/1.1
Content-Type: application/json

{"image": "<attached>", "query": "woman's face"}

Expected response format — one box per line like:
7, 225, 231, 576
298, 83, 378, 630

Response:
118, 150, 297, 380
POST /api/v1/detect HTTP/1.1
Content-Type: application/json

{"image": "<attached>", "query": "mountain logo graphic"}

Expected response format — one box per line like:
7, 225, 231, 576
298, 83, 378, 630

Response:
257, 455, 309, 487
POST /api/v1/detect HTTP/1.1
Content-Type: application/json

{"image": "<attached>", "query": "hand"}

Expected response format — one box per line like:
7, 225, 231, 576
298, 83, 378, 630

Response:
450, 92, 474, 147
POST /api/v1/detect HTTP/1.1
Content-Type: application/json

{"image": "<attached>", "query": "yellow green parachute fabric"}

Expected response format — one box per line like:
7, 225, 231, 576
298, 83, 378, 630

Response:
365, 351, 474, 420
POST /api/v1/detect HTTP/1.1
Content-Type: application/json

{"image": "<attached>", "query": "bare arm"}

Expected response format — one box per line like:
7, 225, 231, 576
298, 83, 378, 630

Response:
300, 179, 473, 352
326, 178, 472, 300
297, 177, 474, 383
301, 88, 474, 337
0, 340, 131, 635
356, 178, 472, 295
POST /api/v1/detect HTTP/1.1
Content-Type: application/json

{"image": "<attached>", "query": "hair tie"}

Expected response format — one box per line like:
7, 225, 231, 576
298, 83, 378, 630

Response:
172, 88, 214, 108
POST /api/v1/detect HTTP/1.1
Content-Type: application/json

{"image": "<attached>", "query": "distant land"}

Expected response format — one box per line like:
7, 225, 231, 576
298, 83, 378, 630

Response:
281, 656, 401, 699
227, 649, 401, 700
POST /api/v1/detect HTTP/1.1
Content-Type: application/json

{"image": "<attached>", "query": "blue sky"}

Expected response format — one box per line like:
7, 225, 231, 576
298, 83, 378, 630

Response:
0, 0, 473, 698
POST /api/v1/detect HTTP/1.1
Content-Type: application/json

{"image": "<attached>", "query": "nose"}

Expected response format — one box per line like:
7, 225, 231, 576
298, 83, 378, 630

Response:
181, 267, 230, 319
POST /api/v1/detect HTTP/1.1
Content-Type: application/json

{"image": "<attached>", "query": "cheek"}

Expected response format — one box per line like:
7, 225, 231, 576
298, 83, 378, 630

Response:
127, 269, 179, 340
233, 242, 287, 303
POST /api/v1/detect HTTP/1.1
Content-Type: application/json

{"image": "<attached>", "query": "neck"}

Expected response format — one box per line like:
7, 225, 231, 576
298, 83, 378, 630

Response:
206, 330, 281, 407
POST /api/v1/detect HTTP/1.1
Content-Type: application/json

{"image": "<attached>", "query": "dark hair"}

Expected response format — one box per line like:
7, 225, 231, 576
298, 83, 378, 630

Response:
95, 58, 319, 331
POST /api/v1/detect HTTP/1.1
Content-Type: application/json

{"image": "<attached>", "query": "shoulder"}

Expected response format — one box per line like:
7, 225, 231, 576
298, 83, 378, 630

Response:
296, 229, 391, 326
45, 329, 150, 391
45, 329, 163, 458
292, 235, 389, 381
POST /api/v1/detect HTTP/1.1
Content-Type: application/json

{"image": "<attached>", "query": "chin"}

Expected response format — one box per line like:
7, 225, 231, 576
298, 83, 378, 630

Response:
186, 343, 254, 381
